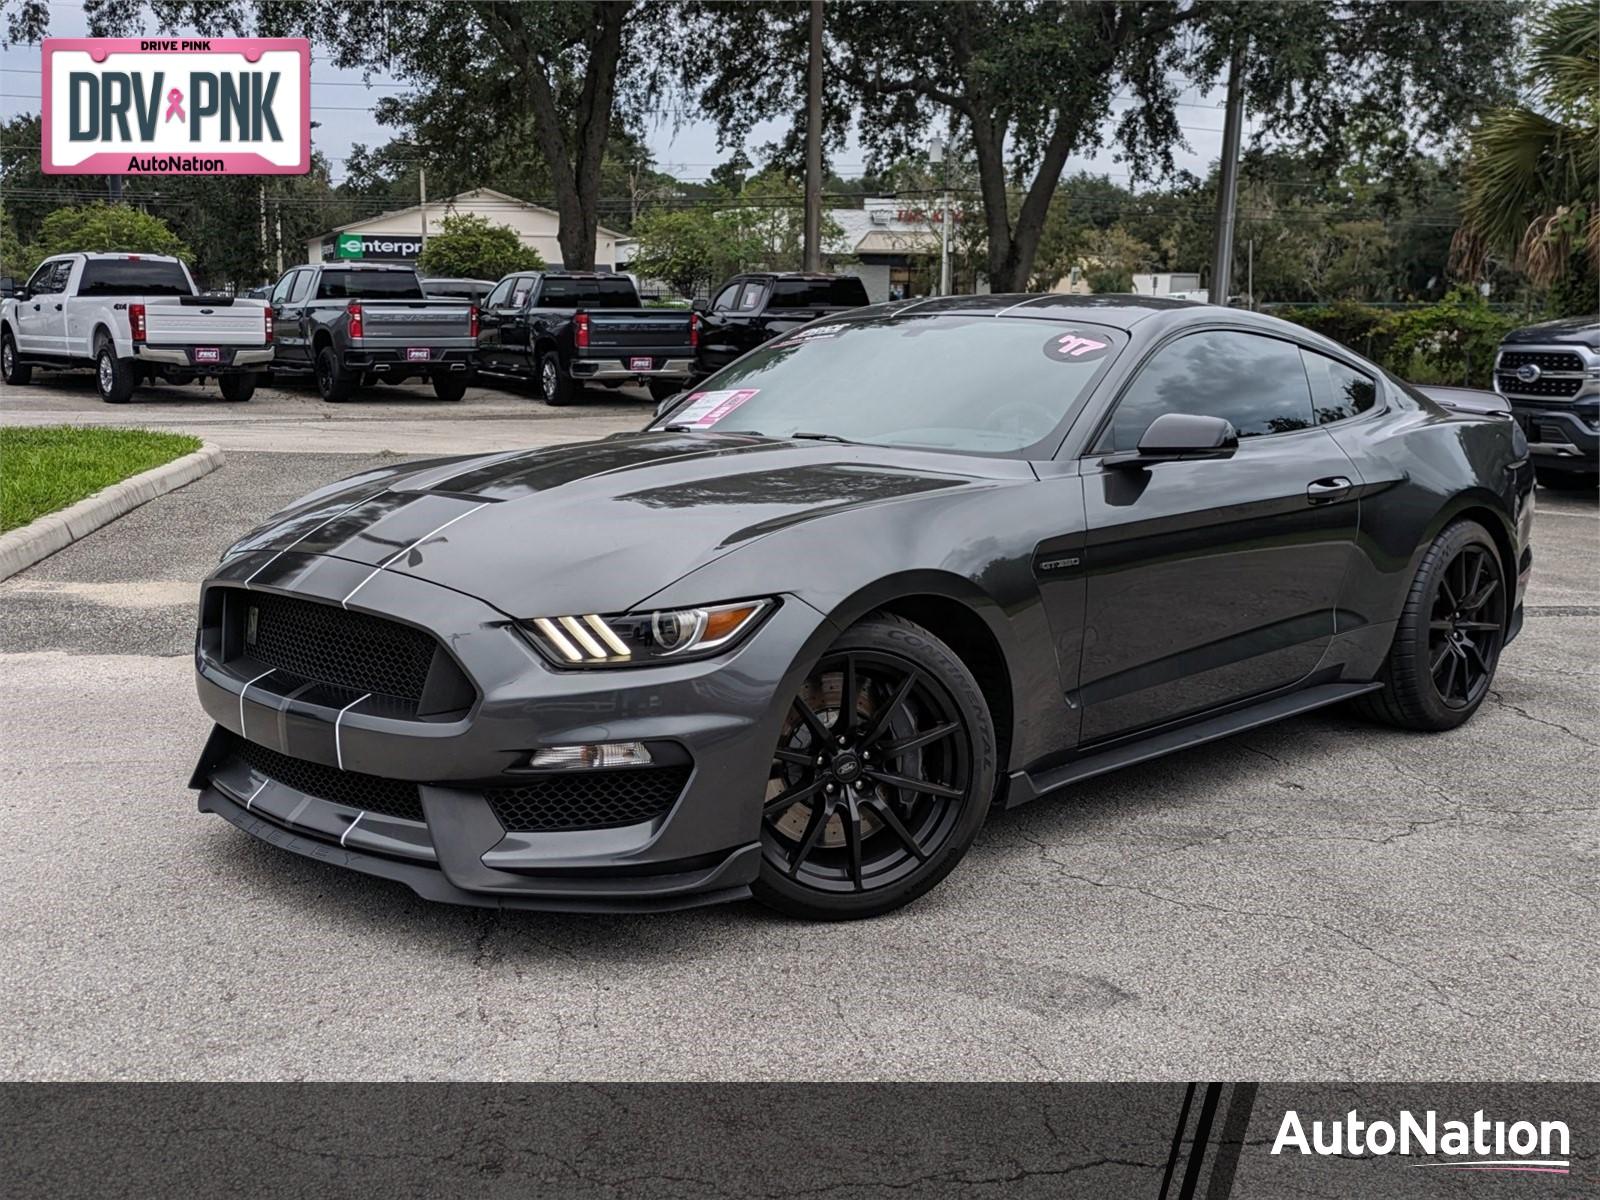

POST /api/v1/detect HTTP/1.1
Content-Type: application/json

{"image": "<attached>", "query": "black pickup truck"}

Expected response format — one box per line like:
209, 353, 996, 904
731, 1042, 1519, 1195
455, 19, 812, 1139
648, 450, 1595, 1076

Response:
475, 271, 697, 405
693, 272, 869, 378
1493, 314, 1599, 490
266, 263, 478, 402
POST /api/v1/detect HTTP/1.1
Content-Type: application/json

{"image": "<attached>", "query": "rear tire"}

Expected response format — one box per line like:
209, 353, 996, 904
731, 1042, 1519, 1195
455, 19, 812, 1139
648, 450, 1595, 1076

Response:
219, 373, 256, 402
95, 339, 136, 403
1353, 519, 1507, 732
431, 373, 468, 402
1, 330, 30, 385
315, 345, 356, 402
752, 613, 996, 920
539, 352, 577, 407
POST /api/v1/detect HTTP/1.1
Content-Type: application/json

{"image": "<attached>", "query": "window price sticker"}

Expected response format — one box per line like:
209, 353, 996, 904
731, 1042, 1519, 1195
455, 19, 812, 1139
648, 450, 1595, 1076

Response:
1042, 331, 1111, 362
669, 388, 761, 428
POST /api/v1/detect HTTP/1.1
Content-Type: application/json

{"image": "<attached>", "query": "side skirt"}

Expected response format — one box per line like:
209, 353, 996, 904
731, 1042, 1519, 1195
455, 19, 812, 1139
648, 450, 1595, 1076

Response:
1005, 681, 1382, 809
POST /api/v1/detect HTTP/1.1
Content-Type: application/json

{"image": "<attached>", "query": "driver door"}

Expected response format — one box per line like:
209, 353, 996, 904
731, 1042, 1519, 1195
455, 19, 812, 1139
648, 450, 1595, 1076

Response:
1075, 329, 1362, 743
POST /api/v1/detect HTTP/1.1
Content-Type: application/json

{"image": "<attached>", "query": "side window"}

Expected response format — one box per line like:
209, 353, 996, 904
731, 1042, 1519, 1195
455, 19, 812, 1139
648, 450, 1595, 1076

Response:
270, 271, 298, 306
735, 283, 766, 312
288, 270, 316, 303
485, 279, 514, 308
25, 261, 58, 293
1302, 348, 1378, 424
48, 260, 74, 292
511, 281, 534, 308
1098, 330, 1316, 452
711, 282, 741, 313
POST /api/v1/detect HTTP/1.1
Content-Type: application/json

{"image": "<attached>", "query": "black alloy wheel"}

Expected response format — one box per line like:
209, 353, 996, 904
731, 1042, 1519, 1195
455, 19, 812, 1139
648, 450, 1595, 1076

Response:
1356, 519, 1506, 731
754, 615, 994, 919
1427, 541, 1505, 710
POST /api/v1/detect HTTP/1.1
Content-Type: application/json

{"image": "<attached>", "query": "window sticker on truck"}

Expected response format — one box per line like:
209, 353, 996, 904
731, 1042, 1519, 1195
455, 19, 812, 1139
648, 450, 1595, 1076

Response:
670, 389, 760, 428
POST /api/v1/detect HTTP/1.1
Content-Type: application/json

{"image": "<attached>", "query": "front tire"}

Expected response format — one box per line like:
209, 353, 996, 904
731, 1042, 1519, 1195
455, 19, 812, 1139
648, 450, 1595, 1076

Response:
218, 373, 256, 402
753, 614, 996, 920
1, 330, 30, 385
539, 352, 577, 407
315, 345, 356, 402
431, 373, 468, 402
1354, 519, 1507, 732
95, 340, 136, 403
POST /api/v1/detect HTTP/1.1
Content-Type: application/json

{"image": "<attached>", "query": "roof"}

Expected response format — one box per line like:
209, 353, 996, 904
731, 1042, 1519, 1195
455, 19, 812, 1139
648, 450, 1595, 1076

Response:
834, 292, 1207, 331
317, 187, 626, 241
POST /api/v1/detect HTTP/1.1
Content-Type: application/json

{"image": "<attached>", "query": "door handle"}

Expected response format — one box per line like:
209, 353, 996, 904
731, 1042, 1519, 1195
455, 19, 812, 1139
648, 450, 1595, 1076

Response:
31, 303, 41, 311
1307, 477, 1353, 504
53, 303, 62, 311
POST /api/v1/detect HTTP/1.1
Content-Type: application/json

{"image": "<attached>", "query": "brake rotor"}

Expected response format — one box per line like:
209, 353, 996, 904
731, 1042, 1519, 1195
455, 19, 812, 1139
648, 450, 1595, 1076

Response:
768, 668, 885, 848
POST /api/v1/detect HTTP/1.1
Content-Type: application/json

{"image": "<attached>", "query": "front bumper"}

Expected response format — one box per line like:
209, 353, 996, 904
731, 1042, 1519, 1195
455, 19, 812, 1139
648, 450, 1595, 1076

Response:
191, 550, 829, 911
1509, 400, 1599, 473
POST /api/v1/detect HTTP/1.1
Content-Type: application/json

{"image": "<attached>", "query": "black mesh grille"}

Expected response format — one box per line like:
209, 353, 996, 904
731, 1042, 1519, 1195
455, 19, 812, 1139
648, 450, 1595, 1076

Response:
485, 767, 691, 832
1497, 372, 1583, 398
1499, 350, 1585, 373
225, 730, 425, 822
242, 592, 437, 702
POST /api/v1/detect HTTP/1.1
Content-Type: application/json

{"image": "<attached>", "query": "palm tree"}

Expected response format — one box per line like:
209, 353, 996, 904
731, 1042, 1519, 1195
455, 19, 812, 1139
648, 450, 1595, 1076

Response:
1453, 0, 1599, 289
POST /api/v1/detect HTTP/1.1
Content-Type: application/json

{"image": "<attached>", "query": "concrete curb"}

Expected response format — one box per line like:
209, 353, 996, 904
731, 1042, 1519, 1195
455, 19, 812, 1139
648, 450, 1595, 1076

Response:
0, 441, 224, 582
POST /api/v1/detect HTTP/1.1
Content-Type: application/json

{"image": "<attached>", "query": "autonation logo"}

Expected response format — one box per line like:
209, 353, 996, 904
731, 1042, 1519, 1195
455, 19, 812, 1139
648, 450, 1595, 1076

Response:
1273, 1109, 1571, 1175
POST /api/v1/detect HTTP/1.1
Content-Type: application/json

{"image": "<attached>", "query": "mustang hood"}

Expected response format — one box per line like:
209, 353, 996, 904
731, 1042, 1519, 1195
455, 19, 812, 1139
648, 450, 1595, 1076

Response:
227, 432, 997, 615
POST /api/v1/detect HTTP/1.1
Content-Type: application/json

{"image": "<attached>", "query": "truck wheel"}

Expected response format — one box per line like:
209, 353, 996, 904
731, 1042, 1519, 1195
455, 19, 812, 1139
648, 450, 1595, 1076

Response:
647, 380, 682, 404
315, 345, 356, 403
219, 373, 257, 402
432, 373, 469, 402
95, 339, 136, 403
539, 352, 577, 407
1534, 466, 1596, 492
1, 330, 30, 385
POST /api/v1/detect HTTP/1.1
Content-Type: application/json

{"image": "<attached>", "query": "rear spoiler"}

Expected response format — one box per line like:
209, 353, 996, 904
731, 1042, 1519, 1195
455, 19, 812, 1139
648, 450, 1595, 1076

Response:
1413, 384, 1511, 419
180, 293, 236, 307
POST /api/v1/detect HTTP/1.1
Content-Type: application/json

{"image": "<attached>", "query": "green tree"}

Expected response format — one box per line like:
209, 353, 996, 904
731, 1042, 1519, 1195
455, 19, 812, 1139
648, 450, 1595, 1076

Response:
627, 208, 728, 297
691, 1, 1519, 292
1454, 0, 1598, 308
416, 213, 544, 280
22, 203, 190, 274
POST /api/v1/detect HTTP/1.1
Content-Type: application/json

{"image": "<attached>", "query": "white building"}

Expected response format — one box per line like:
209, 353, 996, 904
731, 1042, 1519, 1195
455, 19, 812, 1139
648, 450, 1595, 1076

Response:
1132, 272, 1204, 299
826, 197, 990, 303
306, 188, 627, 271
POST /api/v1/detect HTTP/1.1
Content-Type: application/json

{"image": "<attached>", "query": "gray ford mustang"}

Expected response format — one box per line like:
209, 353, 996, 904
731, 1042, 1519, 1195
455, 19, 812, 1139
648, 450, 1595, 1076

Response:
192, 294, 1534, 919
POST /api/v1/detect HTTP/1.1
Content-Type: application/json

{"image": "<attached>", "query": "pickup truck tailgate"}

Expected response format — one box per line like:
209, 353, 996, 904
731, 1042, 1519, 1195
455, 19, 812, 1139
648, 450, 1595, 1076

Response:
144, 301, 269, 347
358, 303, 474, 342
585, 310, 694, 352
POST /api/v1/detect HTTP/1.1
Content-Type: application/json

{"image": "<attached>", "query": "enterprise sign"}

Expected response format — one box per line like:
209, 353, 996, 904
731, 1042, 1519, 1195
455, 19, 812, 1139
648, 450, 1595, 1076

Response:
43, 37, 310, 175
335, 232, 424, 260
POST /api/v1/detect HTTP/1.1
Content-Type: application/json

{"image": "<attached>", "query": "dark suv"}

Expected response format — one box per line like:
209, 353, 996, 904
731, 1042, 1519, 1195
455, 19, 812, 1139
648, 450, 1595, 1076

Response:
1493, 315, 1599, 489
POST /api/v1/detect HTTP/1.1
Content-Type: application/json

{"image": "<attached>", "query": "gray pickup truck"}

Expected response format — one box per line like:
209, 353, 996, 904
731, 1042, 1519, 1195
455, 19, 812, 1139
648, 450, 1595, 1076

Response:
266, 263, 477, 402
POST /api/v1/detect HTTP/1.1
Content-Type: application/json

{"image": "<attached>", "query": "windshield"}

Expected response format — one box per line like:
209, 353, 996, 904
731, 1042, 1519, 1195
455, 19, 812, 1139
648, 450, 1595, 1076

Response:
77, 258, 192, 297
654, 314, 1124, 455
317, 271, 425, 300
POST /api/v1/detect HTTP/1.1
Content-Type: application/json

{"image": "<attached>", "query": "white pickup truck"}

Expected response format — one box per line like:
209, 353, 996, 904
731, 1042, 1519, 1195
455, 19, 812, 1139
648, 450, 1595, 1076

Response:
1, 252, 273, 403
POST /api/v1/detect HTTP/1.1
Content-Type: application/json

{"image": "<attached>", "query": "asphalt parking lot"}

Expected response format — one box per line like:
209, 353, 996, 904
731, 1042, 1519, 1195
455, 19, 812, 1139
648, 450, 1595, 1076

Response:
2, 374, 1596, 1081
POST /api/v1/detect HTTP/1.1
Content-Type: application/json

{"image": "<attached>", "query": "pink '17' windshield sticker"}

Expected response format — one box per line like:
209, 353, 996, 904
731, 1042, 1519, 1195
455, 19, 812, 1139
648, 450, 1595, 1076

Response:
1043, 332, 1111, 362
666, 389, 760, 428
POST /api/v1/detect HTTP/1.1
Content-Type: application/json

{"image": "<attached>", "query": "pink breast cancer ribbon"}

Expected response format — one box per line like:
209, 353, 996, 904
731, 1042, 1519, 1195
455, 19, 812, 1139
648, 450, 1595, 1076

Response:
164, 88, 185, 123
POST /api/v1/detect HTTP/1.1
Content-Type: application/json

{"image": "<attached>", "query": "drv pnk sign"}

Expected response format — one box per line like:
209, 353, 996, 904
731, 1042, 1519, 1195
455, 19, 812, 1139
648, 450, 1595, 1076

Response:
42, 38, 310, 175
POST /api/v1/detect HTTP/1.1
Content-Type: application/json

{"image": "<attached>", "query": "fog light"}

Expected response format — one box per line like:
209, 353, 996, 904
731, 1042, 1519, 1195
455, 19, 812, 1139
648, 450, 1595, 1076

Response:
529, 742, 652, 770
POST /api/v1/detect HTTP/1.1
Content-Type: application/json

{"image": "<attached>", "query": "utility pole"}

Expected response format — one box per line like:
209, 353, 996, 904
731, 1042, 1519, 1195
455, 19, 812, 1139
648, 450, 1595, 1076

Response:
258, 183, 268, 282
107, 175, 122, 202
1246, 236, 1254, 310
275, 199, 284, 276
1209, 39, 1246, 306
418, 166, 428, 256
802, 0, 824, 272
929, 138, 951, 295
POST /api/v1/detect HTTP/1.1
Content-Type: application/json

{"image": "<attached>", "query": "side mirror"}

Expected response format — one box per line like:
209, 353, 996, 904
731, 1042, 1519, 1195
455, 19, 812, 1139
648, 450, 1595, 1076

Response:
12, 288, 30, 302
654, 392, 685, 420
1105, 412, 1238, 468
691, 297, 710, 314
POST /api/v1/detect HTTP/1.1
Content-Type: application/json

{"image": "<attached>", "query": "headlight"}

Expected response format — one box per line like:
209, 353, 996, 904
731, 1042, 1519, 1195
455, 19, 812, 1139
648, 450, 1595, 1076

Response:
521, 599, 774, 667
